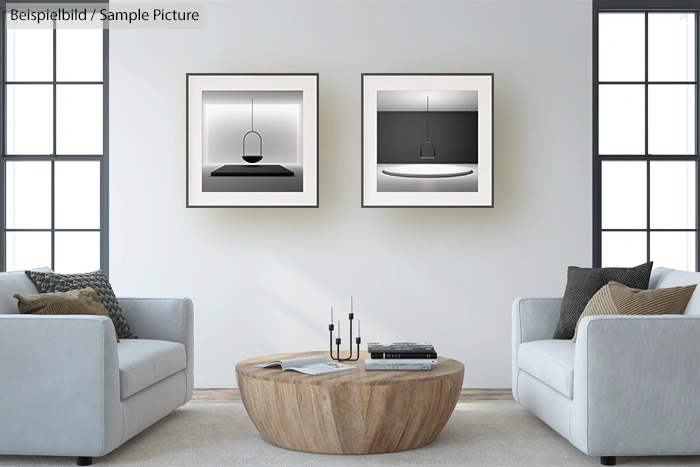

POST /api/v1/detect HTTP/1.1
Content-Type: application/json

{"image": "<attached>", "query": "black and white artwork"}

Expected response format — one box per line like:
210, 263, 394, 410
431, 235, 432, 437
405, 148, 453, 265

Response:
362, 74, 493, 207
187, 74, 318, 207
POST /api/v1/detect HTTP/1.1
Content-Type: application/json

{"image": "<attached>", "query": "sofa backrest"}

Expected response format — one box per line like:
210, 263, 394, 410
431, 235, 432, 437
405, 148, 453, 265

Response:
0, 268, 52, 315
650, 267, 700, 315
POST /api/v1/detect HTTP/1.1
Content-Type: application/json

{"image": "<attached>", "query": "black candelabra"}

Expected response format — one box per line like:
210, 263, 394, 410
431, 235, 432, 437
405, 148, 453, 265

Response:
328, 305, 361, 362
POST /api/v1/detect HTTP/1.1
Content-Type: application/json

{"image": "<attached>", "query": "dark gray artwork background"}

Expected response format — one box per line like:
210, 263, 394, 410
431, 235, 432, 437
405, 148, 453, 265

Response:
377, 111, 478, 164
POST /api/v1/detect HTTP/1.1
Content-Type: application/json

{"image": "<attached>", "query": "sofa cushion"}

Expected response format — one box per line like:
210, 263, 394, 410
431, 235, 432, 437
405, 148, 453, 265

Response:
26, 270, 136, 339
650, 267, 700, 315
553, 262, 653, 340
15, 287, 120, 343
572, 280, 696, 342
0, 268, 52, 314
118, 339, 186, 400
518, 340, 575, 398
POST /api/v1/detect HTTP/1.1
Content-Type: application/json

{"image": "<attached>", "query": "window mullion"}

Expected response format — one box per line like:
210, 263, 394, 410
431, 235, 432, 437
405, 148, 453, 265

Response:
50, 160, 54, 270
645, 12, 651, 263
0, 155, 103, 161
5, 81, 103, 85
696, 12, 700, 271
599, 154, 699, 160
51, 21, 56, 270
1, 12, 6, 271
101, 27, 108, 276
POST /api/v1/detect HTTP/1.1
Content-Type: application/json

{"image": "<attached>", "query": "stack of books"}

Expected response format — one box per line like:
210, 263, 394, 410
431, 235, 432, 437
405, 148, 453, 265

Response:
365, 342, 437, 371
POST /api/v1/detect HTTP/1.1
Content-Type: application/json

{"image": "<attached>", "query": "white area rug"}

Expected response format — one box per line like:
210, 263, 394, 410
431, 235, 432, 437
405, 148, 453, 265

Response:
2, 403, 700, 466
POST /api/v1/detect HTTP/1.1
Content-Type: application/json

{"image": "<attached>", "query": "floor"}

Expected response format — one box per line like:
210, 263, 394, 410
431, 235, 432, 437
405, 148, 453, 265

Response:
3, 401, 699, 466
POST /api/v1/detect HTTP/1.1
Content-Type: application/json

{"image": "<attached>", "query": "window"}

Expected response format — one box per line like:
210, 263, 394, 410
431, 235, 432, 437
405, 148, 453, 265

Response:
593, 1, 699, 270
1, 12, 108, 273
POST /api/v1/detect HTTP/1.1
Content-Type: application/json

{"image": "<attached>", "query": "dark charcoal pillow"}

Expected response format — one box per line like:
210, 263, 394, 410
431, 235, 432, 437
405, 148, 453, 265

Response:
25, 270, 136, 340
553, 262, 653, 340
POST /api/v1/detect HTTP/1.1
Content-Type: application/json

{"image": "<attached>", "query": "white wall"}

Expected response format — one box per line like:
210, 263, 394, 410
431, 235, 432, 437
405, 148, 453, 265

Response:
110, 0, 592, 388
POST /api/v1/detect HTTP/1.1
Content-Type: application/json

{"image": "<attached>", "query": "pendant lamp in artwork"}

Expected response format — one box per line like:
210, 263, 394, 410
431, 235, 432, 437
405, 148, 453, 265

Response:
242, 98, 263, 163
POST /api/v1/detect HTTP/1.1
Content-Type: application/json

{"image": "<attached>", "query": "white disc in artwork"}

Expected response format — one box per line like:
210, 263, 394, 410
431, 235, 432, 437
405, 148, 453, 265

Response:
381, 164, 474, 179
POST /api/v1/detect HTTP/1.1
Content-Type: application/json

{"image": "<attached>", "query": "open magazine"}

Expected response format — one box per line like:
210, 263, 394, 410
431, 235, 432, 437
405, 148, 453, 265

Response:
254, 356, 356, 376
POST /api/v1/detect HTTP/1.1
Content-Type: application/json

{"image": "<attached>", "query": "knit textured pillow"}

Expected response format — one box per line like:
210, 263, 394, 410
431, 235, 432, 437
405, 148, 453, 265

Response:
25, 270, 136, 340
571, 280, 696, 342
15, 287, 120, 343
553, 262, 653, 340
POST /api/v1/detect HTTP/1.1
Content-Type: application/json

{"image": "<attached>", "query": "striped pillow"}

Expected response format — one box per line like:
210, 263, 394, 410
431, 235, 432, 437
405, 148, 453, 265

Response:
572, 280, 697, 342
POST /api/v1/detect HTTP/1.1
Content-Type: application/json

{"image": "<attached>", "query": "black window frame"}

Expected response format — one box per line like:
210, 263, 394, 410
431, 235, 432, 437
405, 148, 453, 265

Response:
593, 0, 700, 269
0, 0, 109, 275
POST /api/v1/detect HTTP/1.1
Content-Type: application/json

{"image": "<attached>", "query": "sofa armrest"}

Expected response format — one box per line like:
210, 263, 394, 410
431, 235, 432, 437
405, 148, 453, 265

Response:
0, 315, 122, 457
511, 297, 562, 402
512, 297, 562, 345
571, 315, 700, 456
118, 297, 194, 401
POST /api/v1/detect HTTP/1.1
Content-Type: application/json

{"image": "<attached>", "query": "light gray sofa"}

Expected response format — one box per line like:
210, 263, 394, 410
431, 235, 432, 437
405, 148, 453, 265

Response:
512, 267, 700, 466
0, 270, 194, 466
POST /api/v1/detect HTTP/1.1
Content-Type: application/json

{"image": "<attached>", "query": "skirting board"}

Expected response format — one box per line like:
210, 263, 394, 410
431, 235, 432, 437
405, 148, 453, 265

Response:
192, 388, 514, 403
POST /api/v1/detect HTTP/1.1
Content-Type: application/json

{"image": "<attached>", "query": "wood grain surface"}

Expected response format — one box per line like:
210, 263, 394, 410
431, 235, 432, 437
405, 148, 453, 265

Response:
191, 388, 513, 403
236, 351, 464, 454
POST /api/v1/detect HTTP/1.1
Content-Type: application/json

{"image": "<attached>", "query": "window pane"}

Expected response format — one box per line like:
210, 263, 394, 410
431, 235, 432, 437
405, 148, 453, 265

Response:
650, 161, 695, 229
648, 85, 695, 155
7, 85, 53, 155
602, 161, 647, 229
598, 13, 645, 82
649, 13, 696, 82
599, 85, 645, 155
6, 27, 53, 81
55, 162, 100, 229
5, 161, 52, 229
56, 85, 103, 155
54, 232, 100, 274
57, 29, 103, 82
651, 232, 695, 271
602, 232, 647, 267
6, 232, 51, 272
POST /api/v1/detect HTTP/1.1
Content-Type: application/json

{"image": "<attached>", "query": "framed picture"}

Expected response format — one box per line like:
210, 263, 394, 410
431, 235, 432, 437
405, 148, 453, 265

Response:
187, 73, 318, 207
362, 73, 494, 207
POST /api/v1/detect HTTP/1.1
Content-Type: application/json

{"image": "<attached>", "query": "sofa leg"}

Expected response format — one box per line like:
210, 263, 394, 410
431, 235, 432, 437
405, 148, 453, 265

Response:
600, 456, 616, 466
77, 457, 93, 466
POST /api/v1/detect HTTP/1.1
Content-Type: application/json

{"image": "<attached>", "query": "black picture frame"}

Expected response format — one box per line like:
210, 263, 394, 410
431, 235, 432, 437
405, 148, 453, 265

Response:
186, 73, 319, 208
361, 73, 494, 208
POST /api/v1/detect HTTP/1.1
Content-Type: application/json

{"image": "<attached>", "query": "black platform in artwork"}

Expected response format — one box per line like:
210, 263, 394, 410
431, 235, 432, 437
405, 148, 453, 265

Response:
211, 165, 294, 177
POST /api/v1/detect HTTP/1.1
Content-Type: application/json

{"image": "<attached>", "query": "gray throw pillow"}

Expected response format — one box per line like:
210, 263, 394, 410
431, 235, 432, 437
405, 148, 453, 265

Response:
25, 270, 136, 340
552, 262, 653, 340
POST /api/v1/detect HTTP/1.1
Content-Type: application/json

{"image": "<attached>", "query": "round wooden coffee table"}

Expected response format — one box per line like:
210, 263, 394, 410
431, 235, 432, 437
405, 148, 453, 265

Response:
236, 351, 464, 454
